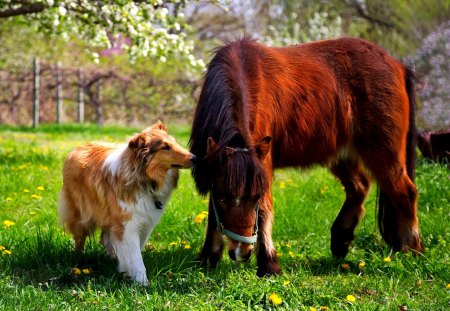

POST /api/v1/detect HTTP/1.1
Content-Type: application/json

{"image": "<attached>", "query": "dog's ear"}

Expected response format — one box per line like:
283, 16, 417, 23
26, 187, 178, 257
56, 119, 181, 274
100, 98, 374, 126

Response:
255, 136, 271, 159
129, 133, 147, 149
151, 120, 168, 132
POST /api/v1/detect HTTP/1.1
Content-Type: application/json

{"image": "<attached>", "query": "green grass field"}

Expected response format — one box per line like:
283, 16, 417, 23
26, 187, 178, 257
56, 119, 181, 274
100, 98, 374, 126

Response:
0, 124, 449, 310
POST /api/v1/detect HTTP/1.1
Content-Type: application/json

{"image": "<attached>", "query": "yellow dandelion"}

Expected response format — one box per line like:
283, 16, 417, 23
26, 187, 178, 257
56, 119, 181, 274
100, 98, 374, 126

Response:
346, 294, 356, 302
358, 261, 366, 267
18, 164, 27, 170
268, 293, 282, 305
341, 263, 350, 270
285, 242, 292, 248
40, 165, 48, 171
82, 268, 90, 274
36, 186, 44, 191
3, 249, 12, 255
201, 211, 208, 215
320, 307, 329, 310
184, 244, 191, 249
310, 308, 317, 311
277, 252, 283, 257
6, 197, 12, 202
31, 194, 41, 199
446, 283, 450, 289
3, 220, 15, 229
279, 182, 286, 189
23, 189, 30, 193
169, 242, 177, 246
194, 213, 206, 224
180, 240, 187, 245
383, 257, 392, 263
0, 246, 5, 251
283, 280, 290, 286
288, 251, 295, 258
29, 211, 36, 215
71, 268, 81, 275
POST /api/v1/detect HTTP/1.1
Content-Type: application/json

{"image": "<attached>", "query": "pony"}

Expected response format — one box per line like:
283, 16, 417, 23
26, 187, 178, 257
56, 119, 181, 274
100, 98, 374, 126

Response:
189, 37, 422, 276
59, 121, 196, 284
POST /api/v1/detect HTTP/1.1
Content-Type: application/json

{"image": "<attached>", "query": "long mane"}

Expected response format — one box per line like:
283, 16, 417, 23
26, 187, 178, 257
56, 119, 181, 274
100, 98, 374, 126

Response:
189, 38, 263, 195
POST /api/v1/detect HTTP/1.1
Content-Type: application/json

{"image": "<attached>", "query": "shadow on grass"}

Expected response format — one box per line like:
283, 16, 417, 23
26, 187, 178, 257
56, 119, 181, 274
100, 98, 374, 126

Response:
1, 227, 239, 293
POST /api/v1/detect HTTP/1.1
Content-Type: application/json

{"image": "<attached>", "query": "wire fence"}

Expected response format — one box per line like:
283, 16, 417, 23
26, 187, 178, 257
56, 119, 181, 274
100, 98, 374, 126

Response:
0, 58, 200, 127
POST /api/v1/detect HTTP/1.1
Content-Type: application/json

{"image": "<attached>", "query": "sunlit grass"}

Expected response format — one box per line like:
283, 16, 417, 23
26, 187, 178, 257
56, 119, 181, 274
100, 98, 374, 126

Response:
0, 124, 449, 310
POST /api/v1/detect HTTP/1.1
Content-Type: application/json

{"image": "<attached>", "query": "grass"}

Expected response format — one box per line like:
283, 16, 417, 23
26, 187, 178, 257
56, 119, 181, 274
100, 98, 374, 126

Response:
0, 123, 449, 310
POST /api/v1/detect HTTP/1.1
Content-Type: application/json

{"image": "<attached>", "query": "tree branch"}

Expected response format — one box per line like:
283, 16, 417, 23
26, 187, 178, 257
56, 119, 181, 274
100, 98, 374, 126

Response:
0, 2, 47, 18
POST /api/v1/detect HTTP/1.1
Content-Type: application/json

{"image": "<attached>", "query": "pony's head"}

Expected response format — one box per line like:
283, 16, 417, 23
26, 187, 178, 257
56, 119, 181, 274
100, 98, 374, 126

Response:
204, 135, 271, 261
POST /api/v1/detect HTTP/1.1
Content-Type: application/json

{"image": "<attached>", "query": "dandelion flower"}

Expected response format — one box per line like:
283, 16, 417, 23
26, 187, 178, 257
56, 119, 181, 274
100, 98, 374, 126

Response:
31, 194, 41, 199
279, 182, 286, 189
0, 246, 5, 251
82, 268, 90, 274
288, 251, 295, 258
358, 261, 366, 267
184, 244, 191, 249
169, 242, 177, 246
383, 257, 392, 263
3, 249, 12, 255
268, 293, 282, 305
194, 213, 206, 224
37, 186, 44, 191
320, 307, 329, 310
310, 308, 317, 311
29, 211, 36, 215
23, 189, 30, 193
6, 197, 12, 202
283, 280, 290, 286
276, 252, 283, 257
446, 283, 450, 289
346, 294, 356, 302
341, 263, 350, 270
180, 240, 187, 245
72, 268, 81, 275
3, 220, 15, 229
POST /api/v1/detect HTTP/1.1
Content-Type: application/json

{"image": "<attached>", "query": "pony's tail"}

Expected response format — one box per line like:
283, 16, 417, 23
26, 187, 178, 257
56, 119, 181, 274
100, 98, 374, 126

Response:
377, 66, 417, 246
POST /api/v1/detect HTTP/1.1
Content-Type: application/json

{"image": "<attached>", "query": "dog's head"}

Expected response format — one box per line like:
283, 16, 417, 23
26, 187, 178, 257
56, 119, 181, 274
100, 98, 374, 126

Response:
128, 121, 196, 186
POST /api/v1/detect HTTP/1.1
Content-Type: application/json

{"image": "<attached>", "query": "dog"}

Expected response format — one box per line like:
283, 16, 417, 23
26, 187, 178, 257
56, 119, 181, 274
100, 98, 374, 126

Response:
58, 121, 196, 285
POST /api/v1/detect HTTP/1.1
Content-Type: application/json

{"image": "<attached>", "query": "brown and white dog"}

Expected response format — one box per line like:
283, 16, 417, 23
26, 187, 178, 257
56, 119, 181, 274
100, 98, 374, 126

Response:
58, 121, 196, 285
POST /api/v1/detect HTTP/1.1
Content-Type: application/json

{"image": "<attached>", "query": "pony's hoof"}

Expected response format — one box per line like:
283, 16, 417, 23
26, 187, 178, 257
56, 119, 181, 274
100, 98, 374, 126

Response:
196, 252, 222, 269
331, 227, 354, 258
256, 262, 282, 277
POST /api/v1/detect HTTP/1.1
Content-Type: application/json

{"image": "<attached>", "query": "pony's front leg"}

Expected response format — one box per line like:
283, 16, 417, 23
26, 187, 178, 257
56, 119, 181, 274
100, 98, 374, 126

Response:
197, 200, 224, 268
256, 195, 281, 277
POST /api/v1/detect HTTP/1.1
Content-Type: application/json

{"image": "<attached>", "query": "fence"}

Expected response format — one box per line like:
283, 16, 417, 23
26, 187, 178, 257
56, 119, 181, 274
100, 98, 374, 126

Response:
0, 58, 200, 127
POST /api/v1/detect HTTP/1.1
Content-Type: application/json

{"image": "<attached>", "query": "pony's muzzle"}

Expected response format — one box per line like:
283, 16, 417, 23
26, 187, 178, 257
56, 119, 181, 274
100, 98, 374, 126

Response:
228, 241, 254, 262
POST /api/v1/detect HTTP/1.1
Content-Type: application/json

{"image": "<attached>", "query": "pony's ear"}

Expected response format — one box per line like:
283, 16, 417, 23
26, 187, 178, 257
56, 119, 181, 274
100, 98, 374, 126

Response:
207, 137, 218, 154
129, 133, 147, 149
255, 136, 272, 159
151, 120, 168, 132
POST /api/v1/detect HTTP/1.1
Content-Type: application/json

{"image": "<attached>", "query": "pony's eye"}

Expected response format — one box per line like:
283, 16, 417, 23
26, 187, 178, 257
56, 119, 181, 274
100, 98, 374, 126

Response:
162, 144, 171, 150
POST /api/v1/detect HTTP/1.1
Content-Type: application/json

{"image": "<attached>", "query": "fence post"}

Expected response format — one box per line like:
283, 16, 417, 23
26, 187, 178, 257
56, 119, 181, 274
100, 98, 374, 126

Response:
32, 57, 40, 128
55, 62, 63, 124
77, 68, 84, 123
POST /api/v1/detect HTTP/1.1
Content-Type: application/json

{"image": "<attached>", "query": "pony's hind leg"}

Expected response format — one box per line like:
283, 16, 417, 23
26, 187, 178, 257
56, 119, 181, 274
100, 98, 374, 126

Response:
360, 149, 422, 254
376, 166, 422, 253
330, 160, 371, 258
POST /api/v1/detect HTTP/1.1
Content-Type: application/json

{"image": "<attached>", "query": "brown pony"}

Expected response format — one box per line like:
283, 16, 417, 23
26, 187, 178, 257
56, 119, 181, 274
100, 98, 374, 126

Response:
189, 37, 423, 277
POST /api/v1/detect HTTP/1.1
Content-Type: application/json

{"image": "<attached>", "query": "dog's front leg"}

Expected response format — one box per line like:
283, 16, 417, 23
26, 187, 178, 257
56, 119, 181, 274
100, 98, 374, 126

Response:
111, 226, 148, 285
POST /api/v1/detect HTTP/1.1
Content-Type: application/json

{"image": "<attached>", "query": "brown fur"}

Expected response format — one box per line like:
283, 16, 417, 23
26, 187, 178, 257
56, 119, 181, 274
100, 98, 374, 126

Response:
190, 37, 422, 276
59, 121, 194, 252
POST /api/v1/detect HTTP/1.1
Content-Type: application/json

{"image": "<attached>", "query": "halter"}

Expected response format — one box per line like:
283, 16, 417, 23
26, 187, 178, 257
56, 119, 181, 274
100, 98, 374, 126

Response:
210, 188, 259, 244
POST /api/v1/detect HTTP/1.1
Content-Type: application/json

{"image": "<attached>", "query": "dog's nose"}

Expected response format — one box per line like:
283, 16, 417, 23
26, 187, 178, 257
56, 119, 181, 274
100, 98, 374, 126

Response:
190, 154, 198, 164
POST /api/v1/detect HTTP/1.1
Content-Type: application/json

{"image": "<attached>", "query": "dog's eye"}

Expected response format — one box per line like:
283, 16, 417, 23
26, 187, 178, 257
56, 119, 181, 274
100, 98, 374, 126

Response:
162, 144, 171, 150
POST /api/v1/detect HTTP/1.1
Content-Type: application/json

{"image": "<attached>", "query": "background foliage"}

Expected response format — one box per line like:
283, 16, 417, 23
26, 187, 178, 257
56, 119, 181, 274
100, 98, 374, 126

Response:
0, 0, 449, 128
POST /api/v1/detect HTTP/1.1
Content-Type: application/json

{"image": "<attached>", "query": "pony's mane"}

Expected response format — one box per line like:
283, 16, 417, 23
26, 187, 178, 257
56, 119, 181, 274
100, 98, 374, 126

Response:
189, 38, 261, 195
